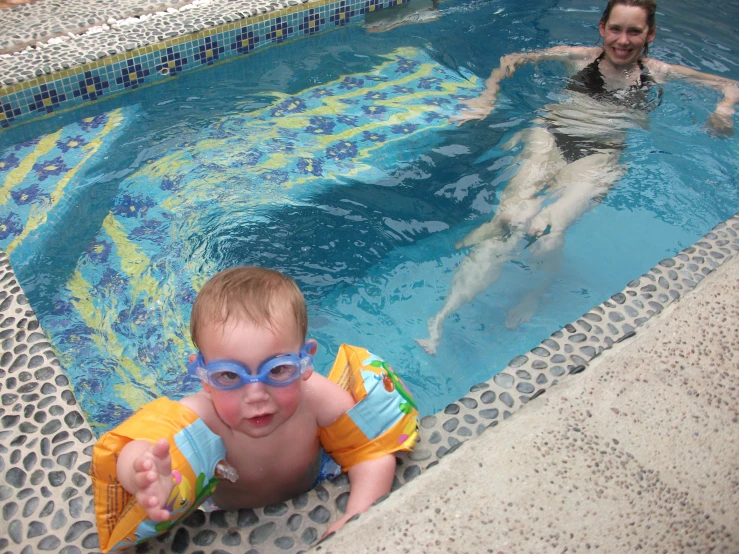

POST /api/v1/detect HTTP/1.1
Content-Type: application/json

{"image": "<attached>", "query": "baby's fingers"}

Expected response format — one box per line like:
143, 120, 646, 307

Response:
136, 492, 171, 522
151, 439, 171, 462
132, 466, 159, 491
132, 455, 154, 475
147, 507, 171, 522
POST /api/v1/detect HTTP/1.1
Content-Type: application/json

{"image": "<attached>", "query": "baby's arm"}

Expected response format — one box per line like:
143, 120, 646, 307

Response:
325, 454, 396, 537
309, 373, 399, 536
115, 438, 175, 522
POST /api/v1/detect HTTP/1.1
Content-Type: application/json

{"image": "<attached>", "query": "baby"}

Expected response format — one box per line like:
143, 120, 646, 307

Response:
112, 266, 400, 539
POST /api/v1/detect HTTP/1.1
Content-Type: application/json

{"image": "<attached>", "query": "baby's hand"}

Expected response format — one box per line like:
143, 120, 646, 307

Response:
322, 514, 351, 540
131, 439, 174, 521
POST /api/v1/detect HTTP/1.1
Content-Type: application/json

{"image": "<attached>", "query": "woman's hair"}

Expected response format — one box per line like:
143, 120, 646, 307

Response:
190, 266, 308, 349
600, 0, 657, 55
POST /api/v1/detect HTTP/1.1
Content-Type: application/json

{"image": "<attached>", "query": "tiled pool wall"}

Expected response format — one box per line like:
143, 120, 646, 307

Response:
0, 0, 409, 130
1, 214, 737, 554
2, 1, 739, 552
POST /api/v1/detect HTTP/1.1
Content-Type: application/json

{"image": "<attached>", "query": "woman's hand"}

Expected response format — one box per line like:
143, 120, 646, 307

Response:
450, 95, 496, 125
706, 110, 734, 137
449, 53, 525, 125
707, 85, 737, 137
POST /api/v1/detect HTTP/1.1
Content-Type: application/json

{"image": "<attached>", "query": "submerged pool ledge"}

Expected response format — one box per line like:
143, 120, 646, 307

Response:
1, 213, 737, 553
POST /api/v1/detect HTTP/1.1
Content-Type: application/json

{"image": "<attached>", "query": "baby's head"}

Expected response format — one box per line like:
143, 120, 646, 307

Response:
191, 266, 308, 350
189, 267, 313, 436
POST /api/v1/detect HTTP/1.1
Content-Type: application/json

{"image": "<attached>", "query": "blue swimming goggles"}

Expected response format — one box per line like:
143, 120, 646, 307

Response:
187, 340, 316, 390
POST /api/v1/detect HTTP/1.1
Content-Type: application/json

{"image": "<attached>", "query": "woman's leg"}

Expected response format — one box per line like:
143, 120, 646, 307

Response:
455, 127, 566, 249
502, 151, 624, 329
416, 234, 516, 354
416, 127, 566, 355
527, 150, 624, 248
504, 238, 563, 329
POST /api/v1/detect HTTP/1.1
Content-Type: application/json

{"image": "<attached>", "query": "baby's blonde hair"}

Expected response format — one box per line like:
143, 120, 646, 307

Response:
190, 266, 308, 349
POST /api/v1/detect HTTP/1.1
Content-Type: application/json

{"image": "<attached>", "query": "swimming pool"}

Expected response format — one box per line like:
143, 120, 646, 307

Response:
1, 0, 738, 436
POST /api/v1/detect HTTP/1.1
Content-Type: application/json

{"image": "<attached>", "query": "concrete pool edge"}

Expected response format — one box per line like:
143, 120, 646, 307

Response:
0, 213, 737, 553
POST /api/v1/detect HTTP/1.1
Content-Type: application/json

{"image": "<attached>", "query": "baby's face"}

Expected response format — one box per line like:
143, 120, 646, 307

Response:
197, 316, 309, 438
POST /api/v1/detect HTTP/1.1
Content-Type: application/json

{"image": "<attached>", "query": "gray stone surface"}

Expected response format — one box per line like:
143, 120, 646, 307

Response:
321, 249, 739, 554
0, 0, 321, 86
0, 0, 208, 52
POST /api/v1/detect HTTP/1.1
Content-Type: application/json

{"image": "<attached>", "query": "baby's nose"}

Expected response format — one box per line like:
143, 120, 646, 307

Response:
241, 382, 270, 402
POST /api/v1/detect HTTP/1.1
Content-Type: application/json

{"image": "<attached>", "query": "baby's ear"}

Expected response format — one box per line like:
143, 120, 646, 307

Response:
302, 339, 317, 381
304, 338, 318, 357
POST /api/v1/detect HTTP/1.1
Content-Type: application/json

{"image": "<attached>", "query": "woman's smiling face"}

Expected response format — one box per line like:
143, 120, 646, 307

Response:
599, 4, 656, 69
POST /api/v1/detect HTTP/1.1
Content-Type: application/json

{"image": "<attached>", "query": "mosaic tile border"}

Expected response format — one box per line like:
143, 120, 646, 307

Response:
0, 0, 406, 130
1, 214, 737, 553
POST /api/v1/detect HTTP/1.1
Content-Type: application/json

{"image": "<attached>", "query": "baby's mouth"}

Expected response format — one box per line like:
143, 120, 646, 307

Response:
247, 414, 274, 427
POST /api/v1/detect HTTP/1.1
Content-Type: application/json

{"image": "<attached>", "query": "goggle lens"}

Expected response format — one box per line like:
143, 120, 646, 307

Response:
267, 363, 299, 383
210, 370, 243, 389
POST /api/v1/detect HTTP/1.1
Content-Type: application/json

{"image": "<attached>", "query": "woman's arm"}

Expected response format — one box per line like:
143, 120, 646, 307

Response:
452, 45, 600, 124
647, 59, 739, 136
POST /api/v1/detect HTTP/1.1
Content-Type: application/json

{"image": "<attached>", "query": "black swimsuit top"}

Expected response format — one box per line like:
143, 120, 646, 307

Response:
566, 52, 663, 111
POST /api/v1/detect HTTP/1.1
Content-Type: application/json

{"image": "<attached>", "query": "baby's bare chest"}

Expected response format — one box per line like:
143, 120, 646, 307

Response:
226, 430, 320, 479
215, 430, 322, 508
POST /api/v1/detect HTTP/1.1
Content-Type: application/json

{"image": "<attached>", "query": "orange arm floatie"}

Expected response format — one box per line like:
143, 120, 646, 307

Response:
91, 398, 233, 552
319, 345, 419, 472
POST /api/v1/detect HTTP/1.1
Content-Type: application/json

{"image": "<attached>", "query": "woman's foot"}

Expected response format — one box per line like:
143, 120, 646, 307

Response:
415, 337, 438, 356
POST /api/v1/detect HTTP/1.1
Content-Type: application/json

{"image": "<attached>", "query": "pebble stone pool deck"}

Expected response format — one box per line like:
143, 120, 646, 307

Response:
1, 0, 739, 553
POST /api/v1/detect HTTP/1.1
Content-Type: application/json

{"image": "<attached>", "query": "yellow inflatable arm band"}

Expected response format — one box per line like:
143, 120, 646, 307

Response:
319, 344, 420, 472
91, 398, 230, 552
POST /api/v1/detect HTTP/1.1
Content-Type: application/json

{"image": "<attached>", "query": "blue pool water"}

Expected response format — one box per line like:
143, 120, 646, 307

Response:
1, 0, 738, 432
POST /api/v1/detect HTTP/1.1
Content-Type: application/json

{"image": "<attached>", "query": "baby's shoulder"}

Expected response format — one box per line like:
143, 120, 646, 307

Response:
303, 373, 355, 427
178, 392, 228, 435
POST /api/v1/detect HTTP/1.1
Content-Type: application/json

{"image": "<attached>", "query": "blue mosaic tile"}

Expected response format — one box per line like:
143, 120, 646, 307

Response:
0, 0, 422, 129
194, 36, 226, 65
329, 1, 357, 26
72, 71, 111, 102
0, 100, 22, 128
299, 8, 326, 35
362, 0, 385, 13
155, 47, 189, 76
28, 83, 67, 114
266, 17, 294, 43
232, 26, 261, 53
116, 58, 151, 89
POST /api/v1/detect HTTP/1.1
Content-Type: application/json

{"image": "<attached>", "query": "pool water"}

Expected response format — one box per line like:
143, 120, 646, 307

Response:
1, 0, 738, 433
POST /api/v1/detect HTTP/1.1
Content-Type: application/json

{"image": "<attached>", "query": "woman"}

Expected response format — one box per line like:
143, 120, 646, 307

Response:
416, 0, 738, 355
